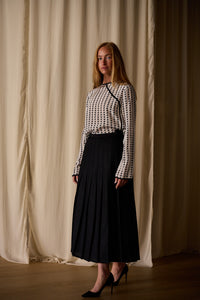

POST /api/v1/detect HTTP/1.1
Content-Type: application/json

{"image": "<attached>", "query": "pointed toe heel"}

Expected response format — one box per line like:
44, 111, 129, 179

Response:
81, 272, 114, 297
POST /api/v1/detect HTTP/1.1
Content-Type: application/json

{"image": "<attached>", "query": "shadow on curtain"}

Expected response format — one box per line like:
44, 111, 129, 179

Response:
153, 0, 200, 257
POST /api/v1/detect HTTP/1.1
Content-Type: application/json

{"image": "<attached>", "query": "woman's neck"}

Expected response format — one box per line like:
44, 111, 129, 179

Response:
103, 76, 111, 84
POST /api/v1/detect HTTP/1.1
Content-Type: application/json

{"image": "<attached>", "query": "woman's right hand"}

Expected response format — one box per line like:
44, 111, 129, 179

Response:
72, 175, 78, 183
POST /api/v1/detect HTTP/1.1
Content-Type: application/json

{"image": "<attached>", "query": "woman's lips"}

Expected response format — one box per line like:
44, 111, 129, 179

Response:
102, 67, 108, 69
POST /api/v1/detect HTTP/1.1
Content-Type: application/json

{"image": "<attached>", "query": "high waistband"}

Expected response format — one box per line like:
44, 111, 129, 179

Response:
88, 129, 123, 138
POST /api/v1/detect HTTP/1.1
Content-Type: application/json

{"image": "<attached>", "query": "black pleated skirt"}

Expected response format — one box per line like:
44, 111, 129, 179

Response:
71, 129, 140, 263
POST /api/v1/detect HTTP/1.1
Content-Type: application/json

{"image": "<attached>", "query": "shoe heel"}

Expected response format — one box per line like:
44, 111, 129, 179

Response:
111, 283, 113, 294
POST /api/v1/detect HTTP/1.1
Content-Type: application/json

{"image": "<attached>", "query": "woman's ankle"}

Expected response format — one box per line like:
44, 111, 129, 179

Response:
111, 262, 126, 272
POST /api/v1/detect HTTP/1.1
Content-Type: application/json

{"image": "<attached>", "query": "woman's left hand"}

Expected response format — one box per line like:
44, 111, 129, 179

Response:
114, 178, 128, 189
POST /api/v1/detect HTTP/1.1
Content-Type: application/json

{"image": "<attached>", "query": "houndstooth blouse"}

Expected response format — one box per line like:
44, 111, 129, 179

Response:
72, 82, 136, 179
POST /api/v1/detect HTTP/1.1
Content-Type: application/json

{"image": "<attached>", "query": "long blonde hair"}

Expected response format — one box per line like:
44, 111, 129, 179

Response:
93, 42, 132, 88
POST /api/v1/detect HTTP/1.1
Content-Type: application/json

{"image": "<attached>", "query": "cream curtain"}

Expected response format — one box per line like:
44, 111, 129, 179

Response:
0, 0, 154, 267
152, 0, 200, 258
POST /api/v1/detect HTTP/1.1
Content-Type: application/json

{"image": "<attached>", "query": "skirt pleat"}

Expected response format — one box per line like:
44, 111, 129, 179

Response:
71, 130, 140, 263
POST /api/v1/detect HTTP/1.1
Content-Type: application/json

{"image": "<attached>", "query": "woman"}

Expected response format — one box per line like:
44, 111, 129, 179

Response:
71, 42, 140, 297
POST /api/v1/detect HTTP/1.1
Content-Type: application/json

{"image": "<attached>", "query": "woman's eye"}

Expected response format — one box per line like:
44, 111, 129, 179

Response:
98, 56, 111, 61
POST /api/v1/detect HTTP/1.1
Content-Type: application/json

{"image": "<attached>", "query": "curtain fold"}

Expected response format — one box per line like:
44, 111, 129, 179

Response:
0, 0, 154, 267
152, 0, 200, 257
0, 0, 29, 263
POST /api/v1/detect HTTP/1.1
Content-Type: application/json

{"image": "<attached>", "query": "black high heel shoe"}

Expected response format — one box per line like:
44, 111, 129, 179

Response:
81, 272, 114, 298
112, 264, 128, 286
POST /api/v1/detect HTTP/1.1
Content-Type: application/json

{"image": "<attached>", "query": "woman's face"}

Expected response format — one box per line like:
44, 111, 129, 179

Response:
97, 46, 112, 77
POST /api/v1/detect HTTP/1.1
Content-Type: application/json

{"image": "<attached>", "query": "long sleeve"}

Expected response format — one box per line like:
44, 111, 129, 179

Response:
115, 84, 136, 179
72, 93, 90, 176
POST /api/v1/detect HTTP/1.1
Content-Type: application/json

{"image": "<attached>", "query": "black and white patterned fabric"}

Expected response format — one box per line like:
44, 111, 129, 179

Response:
72, 82, 136, 179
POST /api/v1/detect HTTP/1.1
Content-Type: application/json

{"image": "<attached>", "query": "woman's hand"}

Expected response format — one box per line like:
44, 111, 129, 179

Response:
73, 176, 128, 188
114, 178, 128, 189
72, 175, 79, 183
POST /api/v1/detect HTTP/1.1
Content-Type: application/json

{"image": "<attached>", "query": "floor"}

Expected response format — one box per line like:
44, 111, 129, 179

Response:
0, 253, 199, 300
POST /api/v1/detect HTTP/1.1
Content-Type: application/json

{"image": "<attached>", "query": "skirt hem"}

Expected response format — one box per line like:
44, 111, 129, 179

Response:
71, 251, 140, 264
